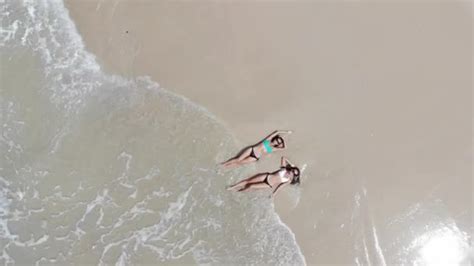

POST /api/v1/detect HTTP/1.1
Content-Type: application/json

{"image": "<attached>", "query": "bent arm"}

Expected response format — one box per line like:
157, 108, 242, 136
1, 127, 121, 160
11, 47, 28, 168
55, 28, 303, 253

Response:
280, 156, 293, 167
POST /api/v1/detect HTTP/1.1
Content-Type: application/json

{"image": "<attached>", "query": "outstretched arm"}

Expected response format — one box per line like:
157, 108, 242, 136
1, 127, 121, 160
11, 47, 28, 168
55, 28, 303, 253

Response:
263, 130, 292, 141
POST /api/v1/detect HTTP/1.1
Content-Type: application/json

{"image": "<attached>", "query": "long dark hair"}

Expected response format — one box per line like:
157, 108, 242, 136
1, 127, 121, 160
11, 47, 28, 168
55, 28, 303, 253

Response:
291, 172, 300, 185
271, 135, 285, 148
285, 165, 300, 185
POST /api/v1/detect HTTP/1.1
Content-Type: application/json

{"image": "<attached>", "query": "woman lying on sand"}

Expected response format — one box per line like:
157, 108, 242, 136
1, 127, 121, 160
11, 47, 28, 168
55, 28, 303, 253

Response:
220, 130, 292, 168
227, 157, 300, 198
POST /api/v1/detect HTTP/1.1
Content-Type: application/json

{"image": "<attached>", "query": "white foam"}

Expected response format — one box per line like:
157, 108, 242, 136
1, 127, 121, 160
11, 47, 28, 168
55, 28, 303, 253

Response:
2, 0, 101, 113
0, 0, 307, 264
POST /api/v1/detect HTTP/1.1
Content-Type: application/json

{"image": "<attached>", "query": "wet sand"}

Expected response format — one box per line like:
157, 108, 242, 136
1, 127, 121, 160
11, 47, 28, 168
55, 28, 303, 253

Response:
65, 1, 472, 264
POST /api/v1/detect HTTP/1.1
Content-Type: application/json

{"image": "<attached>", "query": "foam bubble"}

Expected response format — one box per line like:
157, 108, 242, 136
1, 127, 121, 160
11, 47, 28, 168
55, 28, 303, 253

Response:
0, 0, 306, 265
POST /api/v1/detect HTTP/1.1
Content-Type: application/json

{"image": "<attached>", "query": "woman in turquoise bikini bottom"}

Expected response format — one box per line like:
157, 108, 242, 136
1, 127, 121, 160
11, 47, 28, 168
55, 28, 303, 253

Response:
221, 130, 292, 168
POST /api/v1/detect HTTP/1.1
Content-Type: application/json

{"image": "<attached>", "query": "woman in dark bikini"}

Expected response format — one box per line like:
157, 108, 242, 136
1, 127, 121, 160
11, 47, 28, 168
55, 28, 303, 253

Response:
220, 130, 292, 168
227, 157, 301, 198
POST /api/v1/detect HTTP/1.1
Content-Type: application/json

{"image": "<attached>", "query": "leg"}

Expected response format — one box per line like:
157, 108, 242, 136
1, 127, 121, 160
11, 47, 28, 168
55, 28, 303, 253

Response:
221, 158, 239, 168
232, 147, 259, 166
222, 157, 256, 168
227, 173, 268, 190
237, 182, 271, 192
221, 147, 253, 168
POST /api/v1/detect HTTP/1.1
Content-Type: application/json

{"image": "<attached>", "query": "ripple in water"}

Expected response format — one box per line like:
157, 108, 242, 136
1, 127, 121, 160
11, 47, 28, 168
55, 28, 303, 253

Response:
0, 0, 305, 265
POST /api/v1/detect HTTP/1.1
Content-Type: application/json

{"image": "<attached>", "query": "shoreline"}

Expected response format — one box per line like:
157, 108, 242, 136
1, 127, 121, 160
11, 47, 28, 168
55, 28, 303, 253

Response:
64, 1, 472, 264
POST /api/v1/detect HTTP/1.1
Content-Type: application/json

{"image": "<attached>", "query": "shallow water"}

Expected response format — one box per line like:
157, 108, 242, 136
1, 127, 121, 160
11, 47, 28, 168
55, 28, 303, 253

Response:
0, 1, 305, 264
61, 2, 474, 265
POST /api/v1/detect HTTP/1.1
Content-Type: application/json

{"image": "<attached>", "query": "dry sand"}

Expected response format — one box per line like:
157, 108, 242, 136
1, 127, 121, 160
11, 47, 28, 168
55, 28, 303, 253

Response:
65, 1, 472, 264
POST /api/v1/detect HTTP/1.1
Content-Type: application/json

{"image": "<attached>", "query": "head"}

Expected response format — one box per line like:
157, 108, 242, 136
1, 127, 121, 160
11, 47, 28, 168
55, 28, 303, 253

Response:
271, 135, 285, 149
285, 165, 301, 185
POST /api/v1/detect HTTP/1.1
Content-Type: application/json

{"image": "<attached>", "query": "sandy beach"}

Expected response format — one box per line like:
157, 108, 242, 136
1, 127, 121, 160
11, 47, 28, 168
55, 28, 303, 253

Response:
61, 1, 472, 264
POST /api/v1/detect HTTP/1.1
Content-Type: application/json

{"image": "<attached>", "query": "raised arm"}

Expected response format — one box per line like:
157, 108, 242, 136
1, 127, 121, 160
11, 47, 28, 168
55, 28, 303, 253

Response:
280, 156, 293, 167
263, 130, 293, 141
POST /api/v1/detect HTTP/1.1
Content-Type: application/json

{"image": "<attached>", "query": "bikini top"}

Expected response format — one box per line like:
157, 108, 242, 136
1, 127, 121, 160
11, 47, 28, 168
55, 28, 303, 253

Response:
263, 139, 273, 153
277, 168, 290, 183
279, 165, 300, 183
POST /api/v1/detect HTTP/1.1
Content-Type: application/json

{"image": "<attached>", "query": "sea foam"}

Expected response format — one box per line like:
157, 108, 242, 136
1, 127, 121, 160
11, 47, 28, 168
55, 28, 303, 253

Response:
0, 0, 306, 265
